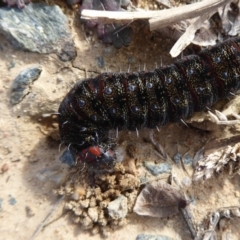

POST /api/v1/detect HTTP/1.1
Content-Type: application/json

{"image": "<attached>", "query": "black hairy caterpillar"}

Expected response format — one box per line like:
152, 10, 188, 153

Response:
58, 37, 240, 169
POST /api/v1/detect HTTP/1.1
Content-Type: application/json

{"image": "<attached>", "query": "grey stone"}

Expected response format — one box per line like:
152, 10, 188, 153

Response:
57, 41, 77, 62
107, 195, 128, 220
136, 234, 173, 240
173, 153, 182, 164
0, 3, 76, 61
183, 154, 193, 165
59, 149, 76, 167
8, 196, 17, 205
144, 162, 172, 176
96, 56, 105, 68
10, 66, 42, 105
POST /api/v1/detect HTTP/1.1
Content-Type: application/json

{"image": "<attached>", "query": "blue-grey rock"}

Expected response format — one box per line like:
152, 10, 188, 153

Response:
96, 56, 105, 68
59, 149, 76, 167
139, 176, 148, 184
144, 162, 172, 176
8, 196, 17, 205
107, 195, 128, 219
183, 154, 193, 165
173, 153, 182, 164
136, 234, 173, 240
181, 177, 192, 187
7, 60, 16, 70
0, 3, 76, 61
188, 195, 196, 206
10, 66, 42, 105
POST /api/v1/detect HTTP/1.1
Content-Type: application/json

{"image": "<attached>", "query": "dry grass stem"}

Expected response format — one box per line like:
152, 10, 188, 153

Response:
81, 9, 167, 22
81, 0, 230, 29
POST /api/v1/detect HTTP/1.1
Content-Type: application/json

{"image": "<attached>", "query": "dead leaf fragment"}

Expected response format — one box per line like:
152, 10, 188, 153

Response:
133, 181, 187, 218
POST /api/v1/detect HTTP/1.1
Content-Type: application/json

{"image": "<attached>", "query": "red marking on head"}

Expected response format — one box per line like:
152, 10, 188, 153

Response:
88, 146, 101, 157
77, 146, 102, 163
77, 146, 115, 169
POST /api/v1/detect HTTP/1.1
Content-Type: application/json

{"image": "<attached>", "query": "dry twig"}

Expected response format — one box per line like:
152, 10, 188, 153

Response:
29, 196, 65, 240
81, 0, 230, 30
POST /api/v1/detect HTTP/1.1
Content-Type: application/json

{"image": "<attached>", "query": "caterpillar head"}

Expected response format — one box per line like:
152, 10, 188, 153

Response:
77, 146, 116, 170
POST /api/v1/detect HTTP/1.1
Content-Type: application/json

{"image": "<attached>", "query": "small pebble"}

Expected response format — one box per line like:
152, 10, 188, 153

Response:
136, 233, 173, 240
8, 196, 17, 205
128, 56, 134, 64
144, 162, 172, 176
181, 177, 192, 187
119, 26, 133, 47
112, 34, 123, 49
234, 191, 240, 197
56, 76, 64, 83
59, 149, 76, 167
173, 153, 182, 164
189, 195, 197, 206
25, 206, 35, 217
139, 176, 148, 184
79, 199, 90, 208
11, 158, 21, 162
1, 163, 9, 173
10, 66, 42, 105
71, 192, 80, 201
107, 195, 128, 219
91, 225, 100, 235
183, 154, 193, 165
8, 60, 15, 70
96, 56, 105, 68
88, 207, 98, 222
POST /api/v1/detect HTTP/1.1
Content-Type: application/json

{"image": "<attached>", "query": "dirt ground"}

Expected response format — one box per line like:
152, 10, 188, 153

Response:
1, 3, 240, 240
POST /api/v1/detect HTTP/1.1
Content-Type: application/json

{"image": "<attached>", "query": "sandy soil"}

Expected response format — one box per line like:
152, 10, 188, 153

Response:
1, 4, 240, 240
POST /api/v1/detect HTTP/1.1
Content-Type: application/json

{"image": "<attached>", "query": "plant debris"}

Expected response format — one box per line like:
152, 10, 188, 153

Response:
193, 143, 240, 182
133, 181, 187, 218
